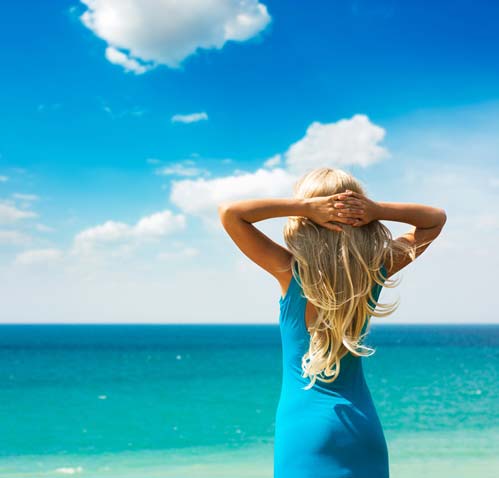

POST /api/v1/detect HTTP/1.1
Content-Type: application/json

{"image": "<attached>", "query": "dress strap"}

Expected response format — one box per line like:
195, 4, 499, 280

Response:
279, 261, 301, 306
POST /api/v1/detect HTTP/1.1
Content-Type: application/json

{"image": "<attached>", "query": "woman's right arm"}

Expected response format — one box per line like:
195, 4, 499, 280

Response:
335, 191, 447, 278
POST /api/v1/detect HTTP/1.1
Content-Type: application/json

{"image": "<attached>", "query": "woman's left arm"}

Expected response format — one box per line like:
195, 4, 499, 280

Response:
217, 194, 359, 280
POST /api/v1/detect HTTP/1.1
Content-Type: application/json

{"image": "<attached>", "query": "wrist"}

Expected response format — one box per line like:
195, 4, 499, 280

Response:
300, 197, 313, 217
372, 201, 384, 221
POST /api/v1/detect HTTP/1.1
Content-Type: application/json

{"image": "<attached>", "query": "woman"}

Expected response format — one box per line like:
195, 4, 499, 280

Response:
218, 167, 447, 478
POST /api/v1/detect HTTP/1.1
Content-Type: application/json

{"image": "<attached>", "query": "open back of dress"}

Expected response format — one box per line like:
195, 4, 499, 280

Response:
274, 263, 389, 478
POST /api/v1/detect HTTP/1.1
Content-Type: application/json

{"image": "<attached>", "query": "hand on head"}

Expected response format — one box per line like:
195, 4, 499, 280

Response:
306, 190, 380, 232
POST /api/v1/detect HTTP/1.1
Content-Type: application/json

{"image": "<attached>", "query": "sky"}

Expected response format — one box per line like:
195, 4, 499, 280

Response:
0, 0, 498, 324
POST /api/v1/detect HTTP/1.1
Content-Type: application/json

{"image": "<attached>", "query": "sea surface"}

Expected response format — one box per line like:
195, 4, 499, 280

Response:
0, 324, 497, 478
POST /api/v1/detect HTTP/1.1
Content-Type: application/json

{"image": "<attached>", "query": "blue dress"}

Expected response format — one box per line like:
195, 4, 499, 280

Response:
274, 263, 389, 478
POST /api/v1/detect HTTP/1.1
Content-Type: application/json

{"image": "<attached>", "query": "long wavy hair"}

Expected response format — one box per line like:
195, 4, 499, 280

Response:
283, 167, 416, 390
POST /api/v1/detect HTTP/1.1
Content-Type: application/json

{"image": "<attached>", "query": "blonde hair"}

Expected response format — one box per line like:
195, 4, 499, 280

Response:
283, 167, 416, 390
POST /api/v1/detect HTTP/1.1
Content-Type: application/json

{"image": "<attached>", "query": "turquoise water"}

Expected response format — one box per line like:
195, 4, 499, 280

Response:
0, 324, 497, 477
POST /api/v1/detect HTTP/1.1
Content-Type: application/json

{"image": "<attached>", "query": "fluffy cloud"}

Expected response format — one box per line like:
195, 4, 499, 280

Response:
72, 209, 186, 253
0, 202, 37, 224
15, 248, 63, 265
134, 211, 185, 236
79, 0, 271, 73
284, 114, 390, 173
169, 114, 389, 220
171, 112, 208, 124
170, 167, 295, 217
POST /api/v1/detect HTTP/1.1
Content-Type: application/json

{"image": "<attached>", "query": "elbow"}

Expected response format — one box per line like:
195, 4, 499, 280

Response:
218, 202, 243, 228
438, 208, 447, 227
217, 202, 234, 222
217, 202, 229, 218
429, 208, 447, 236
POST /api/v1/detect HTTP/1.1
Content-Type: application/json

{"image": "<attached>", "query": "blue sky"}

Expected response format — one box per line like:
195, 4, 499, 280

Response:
1, 0, 498, 323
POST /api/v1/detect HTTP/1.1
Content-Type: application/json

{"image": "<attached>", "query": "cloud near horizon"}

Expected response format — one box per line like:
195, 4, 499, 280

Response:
3, 103, 499, 324
0, 230, 33, 246
0, 201, 38, 224
71, 209, 186, 255
15, 248, 63, 265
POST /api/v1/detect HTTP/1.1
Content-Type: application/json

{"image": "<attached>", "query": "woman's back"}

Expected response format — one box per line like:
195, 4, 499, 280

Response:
218, 166, 447, 477
274, 263, 389, 478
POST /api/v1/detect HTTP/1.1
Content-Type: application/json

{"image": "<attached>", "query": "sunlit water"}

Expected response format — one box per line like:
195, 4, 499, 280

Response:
0, 324, 497, 477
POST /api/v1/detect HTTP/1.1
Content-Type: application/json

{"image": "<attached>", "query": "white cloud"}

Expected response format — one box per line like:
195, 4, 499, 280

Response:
285, 114, 390, 174
3, 102, 499, 325
134, 211, 185, 236
155, 160, 209, 177
170, 167, 296, 218
169, 114, 390, 220
15, 248, 63, 265
105, 46, 151, 74
75, 221, 130, 245
0, 175, 8, 182
72, 209, 186, 254
12, 193, 39, 201
0, 230, 32, 246
0, 202, 37, 224
79, 0, 271, 72
263, 154, 282, 169
171, 112, 208, 124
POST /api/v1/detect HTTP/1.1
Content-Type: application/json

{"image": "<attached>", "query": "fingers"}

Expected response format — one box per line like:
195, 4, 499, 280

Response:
334, 204, 364, 212
332, 192, 354, 201
328, 191, 366, 224
351, 217, 366, 227
334, 199, 363, 208
345, 190, 363, 199
333, 202, 365, 218
332, 192, 345, 200
337, 209, 364, 217
333, 190, 363, 200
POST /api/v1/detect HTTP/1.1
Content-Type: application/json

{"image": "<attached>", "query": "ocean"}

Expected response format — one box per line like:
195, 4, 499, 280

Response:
0, 324, 497, 477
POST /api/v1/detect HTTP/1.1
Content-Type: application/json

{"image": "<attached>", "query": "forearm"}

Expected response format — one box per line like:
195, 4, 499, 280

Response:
218, 197, 309, 223
375, 202, 447, 229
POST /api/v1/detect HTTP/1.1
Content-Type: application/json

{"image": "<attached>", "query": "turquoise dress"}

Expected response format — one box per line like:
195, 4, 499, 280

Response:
274, 263, 389, 478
